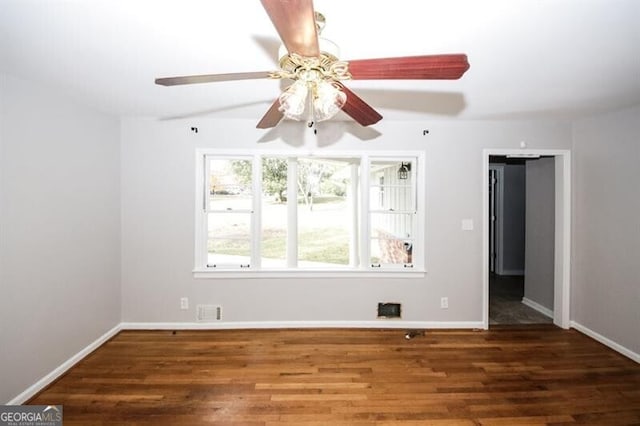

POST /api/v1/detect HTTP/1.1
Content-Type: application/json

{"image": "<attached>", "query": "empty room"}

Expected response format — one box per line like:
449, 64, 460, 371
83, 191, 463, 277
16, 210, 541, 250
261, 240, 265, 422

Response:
1, 0, 639, 424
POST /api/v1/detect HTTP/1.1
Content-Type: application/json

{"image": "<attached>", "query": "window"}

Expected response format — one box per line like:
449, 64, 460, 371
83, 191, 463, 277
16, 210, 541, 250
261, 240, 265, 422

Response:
194, 151, 424, 276
204, 157, 253, 268
369, 159, 415, 267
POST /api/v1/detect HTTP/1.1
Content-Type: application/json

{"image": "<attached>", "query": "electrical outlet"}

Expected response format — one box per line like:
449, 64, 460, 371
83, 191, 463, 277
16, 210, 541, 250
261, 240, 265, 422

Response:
180, 297, 189, 310
440, 297, 449, 309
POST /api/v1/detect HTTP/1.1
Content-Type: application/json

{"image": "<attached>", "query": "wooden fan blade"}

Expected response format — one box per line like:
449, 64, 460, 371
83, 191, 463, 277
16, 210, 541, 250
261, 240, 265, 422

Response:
336, 83, 382, 127
155, 71, 272, 86
260, 0, 319, 57
348, 54, 470, 80
256, 99, 284, 129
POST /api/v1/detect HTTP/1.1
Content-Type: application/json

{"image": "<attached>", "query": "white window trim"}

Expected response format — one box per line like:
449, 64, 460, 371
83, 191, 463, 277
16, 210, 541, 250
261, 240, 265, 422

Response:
194, 149, 426, 279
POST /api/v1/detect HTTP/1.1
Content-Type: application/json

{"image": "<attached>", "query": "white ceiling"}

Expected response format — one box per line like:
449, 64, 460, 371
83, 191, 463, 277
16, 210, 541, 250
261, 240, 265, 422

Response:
1, 0, 639, 123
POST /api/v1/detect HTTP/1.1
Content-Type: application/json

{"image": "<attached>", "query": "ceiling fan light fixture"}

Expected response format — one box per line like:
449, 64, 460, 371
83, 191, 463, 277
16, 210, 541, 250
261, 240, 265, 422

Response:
278, 81, 309, 120
278, 79, 346, 123
312, 81, 346, 122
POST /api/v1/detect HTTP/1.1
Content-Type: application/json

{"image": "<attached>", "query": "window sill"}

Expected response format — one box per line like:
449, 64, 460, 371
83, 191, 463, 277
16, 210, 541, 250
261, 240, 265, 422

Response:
192, 268, 426, 279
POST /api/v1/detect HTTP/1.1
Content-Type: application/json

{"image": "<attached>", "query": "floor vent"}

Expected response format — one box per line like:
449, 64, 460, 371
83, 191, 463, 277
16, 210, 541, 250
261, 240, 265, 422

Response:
377, 302, 402, 319
197, 304, 222, 322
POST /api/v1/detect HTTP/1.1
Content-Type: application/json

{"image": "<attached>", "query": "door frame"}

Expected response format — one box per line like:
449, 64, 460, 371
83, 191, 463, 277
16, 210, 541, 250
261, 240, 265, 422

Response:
488, 164, 505, 275
482, 149, 571, 329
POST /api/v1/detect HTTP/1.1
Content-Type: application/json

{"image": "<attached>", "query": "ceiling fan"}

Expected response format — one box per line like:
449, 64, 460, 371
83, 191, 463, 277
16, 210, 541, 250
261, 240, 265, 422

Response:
155, 0, 470, 129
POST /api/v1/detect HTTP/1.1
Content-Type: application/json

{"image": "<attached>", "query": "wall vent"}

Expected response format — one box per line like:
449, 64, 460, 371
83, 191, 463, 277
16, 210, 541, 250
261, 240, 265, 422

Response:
377, 302, 402, 319
197, 304, 222, 322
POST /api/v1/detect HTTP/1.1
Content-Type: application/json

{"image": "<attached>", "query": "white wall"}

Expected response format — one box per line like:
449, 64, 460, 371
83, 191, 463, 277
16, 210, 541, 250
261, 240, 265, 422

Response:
120, 117, 572, 325
524, 157, 555, 310
572, 104, 640, 355
0, 74, 121, 403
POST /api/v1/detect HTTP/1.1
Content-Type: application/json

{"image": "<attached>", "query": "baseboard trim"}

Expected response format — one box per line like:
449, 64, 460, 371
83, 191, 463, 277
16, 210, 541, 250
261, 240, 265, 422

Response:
570, 321, 640, 364
7, 323, 122, 405
120, 320, 485, 330
521, 297, 554, 318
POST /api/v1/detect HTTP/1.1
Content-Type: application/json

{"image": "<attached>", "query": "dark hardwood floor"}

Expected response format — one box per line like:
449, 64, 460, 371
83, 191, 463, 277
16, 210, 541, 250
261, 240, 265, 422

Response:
29, 327, 640, 425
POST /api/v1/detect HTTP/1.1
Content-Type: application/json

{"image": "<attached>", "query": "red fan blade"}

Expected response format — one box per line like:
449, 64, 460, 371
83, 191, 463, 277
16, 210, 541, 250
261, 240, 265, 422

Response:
256, 99, 284, 129
336, 83, 382, 127
348, 54, 470, 80
155, 71, 272, 86
260, 0, 319, 57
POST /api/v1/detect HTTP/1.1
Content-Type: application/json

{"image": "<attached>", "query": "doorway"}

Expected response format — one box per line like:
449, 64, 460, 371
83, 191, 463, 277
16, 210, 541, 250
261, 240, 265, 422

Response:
489, 156, 554, 325
482, 149, 571, 329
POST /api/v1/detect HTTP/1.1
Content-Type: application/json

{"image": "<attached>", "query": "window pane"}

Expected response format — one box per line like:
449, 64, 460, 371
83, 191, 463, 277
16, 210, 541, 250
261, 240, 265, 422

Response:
207, 212, 250, 237
297, 158, 353, 267
369, 160, 414, 211
370, 237, 413, 265
207, 212, 251, 265
208, 239, 251, 266
370, 213, 413, 265
208, 158, 252, 210
370, 185, 413, 211
370, 213, 413, 239
261, 158, 288, 268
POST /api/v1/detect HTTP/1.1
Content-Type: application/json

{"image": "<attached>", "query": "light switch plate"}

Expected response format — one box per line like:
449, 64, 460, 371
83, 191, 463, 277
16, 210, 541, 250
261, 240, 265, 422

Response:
462, 219, 474, 231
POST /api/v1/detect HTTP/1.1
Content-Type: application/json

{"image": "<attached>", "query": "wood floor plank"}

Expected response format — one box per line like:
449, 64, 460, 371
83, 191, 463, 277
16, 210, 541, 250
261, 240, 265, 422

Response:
28, 326, 640, 425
